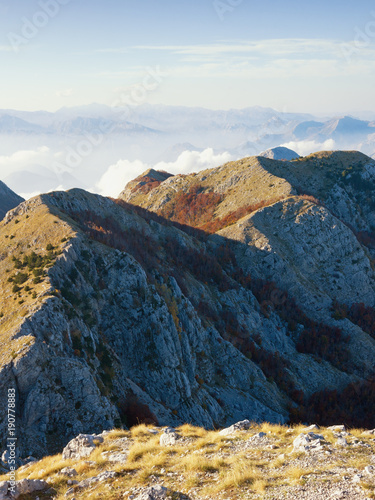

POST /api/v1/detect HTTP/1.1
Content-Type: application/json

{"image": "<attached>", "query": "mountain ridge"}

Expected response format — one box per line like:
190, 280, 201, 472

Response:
0, 150, 375, 460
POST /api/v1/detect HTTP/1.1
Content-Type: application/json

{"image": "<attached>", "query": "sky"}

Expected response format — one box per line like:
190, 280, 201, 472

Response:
1, 0, 375, 114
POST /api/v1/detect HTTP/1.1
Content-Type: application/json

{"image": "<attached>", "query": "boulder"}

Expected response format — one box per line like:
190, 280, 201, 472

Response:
134, 485, 168, 500
219, 419, 251, 436
327, 425, 346, 432
62, 434, 104, 460
293, 432, 327, 453
304, 424, 320, 432
160, 428, 179, 446
336, 437, 348, 447
58, 467, 78, 477
365, 465, 375, 475
0, 479, 49, 499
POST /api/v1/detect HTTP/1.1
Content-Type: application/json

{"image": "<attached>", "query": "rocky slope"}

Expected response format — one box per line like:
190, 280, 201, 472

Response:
1, 422, 375, 500
0, 150, 375, 460
0, 181, 23, 220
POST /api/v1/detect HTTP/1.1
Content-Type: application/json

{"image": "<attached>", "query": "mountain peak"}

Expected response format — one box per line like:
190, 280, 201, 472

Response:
119, 169, 174, 202
259, 146, 299, 161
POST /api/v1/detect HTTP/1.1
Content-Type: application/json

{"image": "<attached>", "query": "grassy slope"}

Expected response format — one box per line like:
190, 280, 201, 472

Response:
0, 196, 75, 365
2, 423, 374, 499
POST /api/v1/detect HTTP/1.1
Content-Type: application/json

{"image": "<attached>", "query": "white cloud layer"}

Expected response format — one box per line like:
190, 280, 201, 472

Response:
0, 147, 53, 177
281, 139, 336, 156
95, 148, 233, 197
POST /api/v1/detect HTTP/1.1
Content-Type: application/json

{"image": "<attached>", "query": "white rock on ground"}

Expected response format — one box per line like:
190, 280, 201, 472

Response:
219, 419, 252, 436
62, 434, 104, 460
160, 428, 179, 446
134, 485, 168, 500
293, 432, 327, 453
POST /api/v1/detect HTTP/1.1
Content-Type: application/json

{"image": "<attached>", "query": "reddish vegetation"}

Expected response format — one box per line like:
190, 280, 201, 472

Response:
158, 184, 224, 227
290, 378, 375, 428
158, 183, 287, 233
243, 279, 351, 371
332, 300, 375, 339
200, 197, 286, 233
298, 194, 322, 205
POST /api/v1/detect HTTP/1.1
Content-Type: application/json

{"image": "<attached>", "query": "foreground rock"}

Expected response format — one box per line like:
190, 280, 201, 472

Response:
62, 434, 104, 460
219, 419, 252, 436
160, 428, 180, 446
293, 432, 328, 453
0, 479, 49, 499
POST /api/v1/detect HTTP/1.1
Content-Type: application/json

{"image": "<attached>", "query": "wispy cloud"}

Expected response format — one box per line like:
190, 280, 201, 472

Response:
90, 38, 375, 82
132, 39, 344, 58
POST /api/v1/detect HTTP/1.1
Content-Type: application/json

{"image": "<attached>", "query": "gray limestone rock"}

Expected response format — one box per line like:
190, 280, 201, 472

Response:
0, 479, 49, 499
134, 485, 168, 500
160, 428, 179, 446
293, 432, 327, 453
62, 434, 104, 460
219, 419, 252, 436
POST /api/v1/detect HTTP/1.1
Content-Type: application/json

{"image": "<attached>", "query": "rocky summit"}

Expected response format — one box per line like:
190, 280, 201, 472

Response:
0, 150, 375, 493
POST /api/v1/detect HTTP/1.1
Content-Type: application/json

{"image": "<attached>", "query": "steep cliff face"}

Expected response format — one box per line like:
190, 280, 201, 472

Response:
1, 150, 375, 458
0, 190, 287, 457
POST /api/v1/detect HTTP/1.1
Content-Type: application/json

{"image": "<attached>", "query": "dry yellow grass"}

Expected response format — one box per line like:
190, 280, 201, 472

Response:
3, 422, 375, 499
0, 197, 75, 365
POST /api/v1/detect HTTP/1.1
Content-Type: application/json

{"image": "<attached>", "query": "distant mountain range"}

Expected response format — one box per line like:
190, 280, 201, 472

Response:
1, 104, 375, 197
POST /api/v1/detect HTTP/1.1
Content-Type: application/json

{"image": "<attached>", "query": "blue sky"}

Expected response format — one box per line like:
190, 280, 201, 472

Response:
1, 0, 375, 113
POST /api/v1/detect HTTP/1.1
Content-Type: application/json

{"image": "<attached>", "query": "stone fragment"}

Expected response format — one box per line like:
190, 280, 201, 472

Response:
0, 479, 49, 499
62, 434, 104, 460
160, 428, 179, 446
134, 485, 168, 500
59, 467, 78, 477
327, 425, 346, 432
304, 424, 320, 431
76, 470, 117, 489
293, 432, 327, 453
336, 437, 348, 447
219, 420, 251, 436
